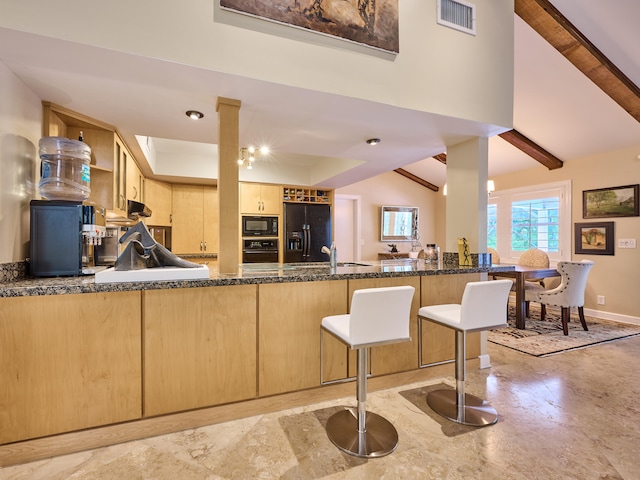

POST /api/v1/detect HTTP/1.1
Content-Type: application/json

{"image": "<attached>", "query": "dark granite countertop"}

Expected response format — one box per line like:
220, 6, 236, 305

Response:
0, 260, 515, 297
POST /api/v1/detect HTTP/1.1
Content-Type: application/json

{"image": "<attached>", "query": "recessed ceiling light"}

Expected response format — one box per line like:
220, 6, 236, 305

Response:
366, 138, 381, 145
186, 110, 204, 120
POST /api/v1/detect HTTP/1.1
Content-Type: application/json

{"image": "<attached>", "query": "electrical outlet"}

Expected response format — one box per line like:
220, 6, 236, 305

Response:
618, 238, 637, 248
597, 295, 605, 305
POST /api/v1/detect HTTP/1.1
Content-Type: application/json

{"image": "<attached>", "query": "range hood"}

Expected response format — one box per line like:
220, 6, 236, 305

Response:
128, 200, 152, 219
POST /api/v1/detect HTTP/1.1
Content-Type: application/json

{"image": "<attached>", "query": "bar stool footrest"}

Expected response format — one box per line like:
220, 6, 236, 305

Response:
325, 408, 398, 458
427, 389, 499, 427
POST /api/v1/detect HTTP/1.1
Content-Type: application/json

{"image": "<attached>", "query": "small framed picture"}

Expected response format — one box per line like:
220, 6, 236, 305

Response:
583, 184, 639, 218
574, 222, 614, 255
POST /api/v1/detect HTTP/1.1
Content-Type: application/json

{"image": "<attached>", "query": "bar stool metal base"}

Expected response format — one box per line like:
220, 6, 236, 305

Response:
325, 408, 399, 458
427, 389, 499, 427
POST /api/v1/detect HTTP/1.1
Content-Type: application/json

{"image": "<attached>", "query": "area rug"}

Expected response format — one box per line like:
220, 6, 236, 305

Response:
487, 304, 640, 357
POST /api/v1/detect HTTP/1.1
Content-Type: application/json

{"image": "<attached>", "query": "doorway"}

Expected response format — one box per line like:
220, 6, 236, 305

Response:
334, 195, 361, 262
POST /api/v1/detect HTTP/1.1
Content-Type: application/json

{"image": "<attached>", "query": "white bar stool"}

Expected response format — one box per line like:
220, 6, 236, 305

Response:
321, 285, 415, 458
418, 280, 512, 426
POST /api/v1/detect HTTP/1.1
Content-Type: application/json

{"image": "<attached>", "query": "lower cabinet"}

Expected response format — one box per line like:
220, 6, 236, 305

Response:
0, 291, 142, 445
258, 280, 348, 396
420, 273, 481, 366
0, 272, 488, 450
143, 285, 257, 417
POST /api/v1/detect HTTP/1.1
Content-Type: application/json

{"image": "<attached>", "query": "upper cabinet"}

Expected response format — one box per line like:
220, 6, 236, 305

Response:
240, 183, 281, 215
282, 186, 332, 204
172, 184, 218, 255
42, 102, 130, 218
126, 152, 144, 205
145, 179, 172, 227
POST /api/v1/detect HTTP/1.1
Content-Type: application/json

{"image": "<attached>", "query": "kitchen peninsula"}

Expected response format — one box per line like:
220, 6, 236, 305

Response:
0, 260, 513, 466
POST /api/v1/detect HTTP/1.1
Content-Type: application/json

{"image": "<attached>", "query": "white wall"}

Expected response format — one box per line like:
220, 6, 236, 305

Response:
0, 61, 42, 263
336, 171, 438, 260
0, 0, 514, 129
490, 146, 640, 319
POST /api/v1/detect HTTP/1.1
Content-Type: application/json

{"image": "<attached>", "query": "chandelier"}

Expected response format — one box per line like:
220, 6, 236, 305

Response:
237, 146, 269, 169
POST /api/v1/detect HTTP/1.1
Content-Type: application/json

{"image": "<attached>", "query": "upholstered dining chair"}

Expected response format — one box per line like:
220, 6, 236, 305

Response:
525, 260, 594, 335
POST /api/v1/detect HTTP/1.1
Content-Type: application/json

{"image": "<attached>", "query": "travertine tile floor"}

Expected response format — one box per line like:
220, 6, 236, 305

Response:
2, 336, 640, 480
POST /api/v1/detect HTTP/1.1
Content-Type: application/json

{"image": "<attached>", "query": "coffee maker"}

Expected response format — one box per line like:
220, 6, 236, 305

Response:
29, 200, 106, 276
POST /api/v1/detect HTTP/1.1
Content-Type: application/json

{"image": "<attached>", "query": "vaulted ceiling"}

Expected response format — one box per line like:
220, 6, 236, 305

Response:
401, 0, 640, 190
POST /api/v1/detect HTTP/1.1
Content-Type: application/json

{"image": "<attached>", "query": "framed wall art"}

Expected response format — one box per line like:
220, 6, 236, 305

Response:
574, 222, 614, 255
583, 184, 639, 218
219, 0, 399, 53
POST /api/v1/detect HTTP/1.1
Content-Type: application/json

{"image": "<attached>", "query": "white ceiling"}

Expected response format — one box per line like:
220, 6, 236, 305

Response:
0, 0, 638, 189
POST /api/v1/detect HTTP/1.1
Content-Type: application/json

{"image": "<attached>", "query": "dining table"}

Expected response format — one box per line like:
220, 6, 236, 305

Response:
492, 265, 560, 329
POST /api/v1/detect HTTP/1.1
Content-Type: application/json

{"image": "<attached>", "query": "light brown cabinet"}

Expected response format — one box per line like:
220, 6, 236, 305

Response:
42, 102, 130, 218
240, 183, 281, 215
126, 153, 144, 204
188, 257, 218, 267
143, 285, 257, 416
172, 184, 218, 254
0, 291, 142, 444
258, 280, 348, 396
283, 186, 332, 204
145, 179, 173, 226
420, 273, 481, 366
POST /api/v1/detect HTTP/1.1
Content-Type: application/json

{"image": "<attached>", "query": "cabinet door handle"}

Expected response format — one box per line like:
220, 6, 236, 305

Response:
132, 186, 138, 200
119, 194, 125, 210
204, 242, 207, 251
200, 242, 203, 251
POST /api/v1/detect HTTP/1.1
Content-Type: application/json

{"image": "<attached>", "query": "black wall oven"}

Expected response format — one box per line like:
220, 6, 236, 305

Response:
242, 216, 278, 237
242, 239, 278, 263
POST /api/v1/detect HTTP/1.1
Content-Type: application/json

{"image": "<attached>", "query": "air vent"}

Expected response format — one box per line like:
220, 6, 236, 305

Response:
437, 0, 476, 36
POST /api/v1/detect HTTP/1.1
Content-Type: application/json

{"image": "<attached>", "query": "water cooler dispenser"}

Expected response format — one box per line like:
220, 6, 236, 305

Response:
29, 200, 106, 276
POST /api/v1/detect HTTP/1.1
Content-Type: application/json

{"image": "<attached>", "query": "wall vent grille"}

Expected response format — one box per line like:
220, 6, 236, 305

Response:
437, 0, 476, 36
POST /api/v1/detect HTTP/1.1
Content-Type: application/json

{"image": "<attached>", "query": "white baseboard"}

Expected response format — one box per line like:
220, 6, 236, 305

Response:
478, 354, 491, 369
540, 304, 640, 326
583, 307, 640, 326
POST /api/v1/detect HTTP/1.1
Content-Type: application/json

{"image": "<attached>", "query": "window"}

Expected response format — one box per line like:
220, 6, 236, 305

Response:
488, 181, 571, 263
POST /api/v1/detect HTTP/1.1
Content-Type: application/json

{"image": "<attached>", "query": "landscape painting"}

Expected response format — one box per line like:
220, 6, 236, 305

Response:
220, 0, 399, 53
583, 184, 639, 218
575, 222, 614, 255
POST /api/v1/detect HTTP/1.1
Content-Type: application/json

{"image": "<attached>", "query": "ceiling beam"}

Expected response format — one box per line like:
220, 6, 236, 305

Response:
430, 126, 564, 170
394, 168, 439, 192
515, 0, 640, 123
499, 129, 563, 170
433, 153, 447, 165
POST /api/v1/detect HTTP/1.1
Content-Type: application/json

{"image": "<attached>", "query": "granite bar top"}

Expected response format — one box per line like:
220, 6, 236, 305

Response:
0, 260, 515, 298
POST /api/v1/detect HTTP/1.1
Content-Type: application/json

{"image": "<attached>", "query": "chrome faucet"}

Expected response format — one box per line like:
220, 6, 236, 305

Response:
321, 243, 337, 268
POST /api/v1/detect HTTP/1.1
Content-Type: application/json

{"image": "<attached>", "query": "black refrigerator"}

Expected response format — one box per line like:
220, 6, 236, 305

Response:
284, 203, 332, 263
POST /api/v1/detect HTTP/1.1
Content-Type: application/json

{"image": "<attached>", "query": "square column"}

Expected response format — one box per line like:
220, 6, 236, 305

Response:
216, 97, 241, 274
444, 137, 489, 254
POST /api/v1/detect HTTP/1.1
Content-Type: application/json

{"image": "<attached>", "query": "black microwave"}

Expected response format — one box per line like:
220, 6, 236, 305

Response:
242, 216, 278, 237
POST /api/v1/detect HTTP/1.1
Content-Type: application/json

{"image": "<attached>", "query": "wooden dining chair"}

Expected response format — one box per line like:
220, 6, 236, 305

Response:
517, 248, 551, 316
518, 248, 549, 285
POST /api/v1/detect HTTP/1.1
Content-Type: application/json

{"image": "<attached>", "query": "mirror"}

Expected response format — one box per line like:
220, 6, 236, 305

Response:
380, 206, 418, 242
